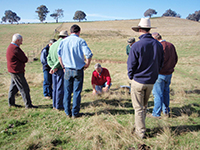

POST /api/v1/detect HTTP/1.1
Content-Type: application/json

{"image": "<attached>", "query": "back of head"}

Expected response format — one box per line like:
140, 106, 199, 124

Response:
12, 33, 22, 42
152, 32, 162, 40
70, 24, 81, 33
49, 39, 57, 44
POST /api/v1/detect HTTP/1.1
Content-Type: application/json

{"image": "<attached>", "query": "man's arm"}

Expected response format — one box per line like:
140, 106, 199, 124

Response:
84, 58, 92, 70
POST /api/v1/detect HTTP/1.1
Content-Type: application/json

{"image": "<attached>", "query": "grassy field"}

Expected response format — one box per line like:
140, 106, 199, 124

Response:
0, 17, 200, 150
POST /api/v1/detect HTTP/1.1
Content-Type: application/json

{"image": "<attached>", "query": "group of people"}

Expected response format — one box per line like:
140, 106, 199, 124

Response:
127, 18, 178, 139
6, 24, 111, 119
6, 18, 177, 138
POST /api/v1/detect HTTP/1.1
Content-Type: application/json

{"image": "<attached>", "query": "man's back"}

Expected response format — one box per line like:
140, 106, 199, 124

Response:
159, 41, 178, 75
58, 34, 93, 70
127, 33, 163, 84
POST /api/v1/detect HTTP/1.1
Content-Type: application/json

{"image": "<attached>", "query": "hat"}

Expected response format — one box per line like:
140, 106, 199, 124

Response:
131, 18, 156, 32
94, 63, 101, 69
127, 37, 135, 43
59, 30, 68, 37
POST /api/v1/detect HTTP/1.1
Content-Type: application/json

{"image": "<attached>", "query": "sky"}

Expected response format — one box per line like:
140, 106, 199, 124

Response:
0, 0, 200, 23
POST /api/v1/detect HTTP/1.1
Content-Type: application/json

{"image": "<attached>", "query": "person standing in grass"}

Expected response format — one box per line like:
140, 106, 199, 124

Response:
6, 33, 37, 108
151, 32, 178, 118
47, 30, 68, 110
127, 18, 164, 139
91, 63, 111, 95
40, 39, 57, 99
58, 24, 93, 119
126, 37, 135, 55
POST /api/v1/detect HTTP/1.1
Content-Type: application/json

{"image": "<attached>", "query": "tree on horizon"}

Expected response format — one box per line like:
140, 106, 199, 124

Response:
186, 10, 200, 21
1, 10, 20, 24
50, 9, 64, 23
35, 5, 49, 23
144, 9, 157, 18
162, 9, 181, 18
73, 10, 87, 22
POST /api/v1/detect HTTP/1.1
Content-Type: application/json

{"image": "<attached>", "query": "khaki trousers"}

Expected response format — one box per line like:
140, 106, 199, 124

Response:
131, 79, 153, 138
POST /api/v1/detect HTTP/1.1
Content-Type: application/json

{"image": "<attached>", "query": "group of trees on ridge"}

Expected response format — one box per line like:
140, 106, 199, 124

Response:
1, 5, 200, 24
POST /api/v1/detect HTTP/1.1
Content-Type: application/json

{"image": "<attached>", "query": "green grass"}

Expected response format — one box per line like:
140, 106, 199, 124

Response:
0, 18, 200, 149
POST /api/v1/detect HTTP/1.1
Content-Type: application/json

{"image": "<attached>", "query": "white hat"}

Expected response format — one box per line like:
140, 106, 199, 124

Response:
59, 30, 68, 37
131, 18, 156, 32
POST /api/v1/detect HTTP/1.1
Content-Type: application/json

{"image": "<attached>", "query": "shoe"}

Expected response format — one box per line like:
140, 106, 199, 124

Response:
72, 113, 84, 119
26, 105, 38, 109
146, 114, 161, 119
163, 113, 171, 118
9, 104, 22, 108
66, 114, 72, 118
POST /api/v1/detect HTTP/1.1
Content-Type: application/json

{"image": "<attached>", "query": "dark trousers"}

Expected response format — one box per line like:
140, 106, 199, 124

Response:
52, 69, 64, 109
8, 73, 32, 107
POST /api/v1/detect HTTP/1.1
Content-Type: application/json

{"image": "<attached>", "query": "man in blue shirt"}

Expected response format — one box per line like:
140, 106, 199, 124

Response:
127, 18, 163, 139
40, 39, 56, 99
58, 24, 93, 118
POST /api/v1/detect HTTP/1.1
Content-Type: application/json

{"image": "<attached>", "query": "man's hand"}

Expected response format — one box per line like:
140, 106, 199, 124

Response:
102, 86, 109, 92
49, 68, 58, 74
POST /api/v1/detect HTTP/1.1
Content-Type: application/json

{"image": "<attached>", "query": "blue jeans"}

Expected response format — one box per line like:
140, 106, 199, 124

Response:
63, 68, 84, 116
152, 74, 172, 117
95, 82, 111, 93
43, 69, 52, 97
52, 69, 64, 109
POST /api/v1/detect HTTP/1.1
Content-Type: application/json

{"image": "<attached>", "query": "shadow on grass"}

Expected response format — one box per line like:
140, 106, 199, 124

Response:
37, 104, 53, 109
171, 103, 200, 117
146, 124, 200, 138
146, 103, 200, 118
185, 89, 200, 94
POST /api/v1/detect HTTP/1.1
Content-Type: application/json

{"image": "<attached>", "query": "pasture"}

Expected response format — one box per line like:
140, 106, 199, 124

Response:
0, 17, 200, 149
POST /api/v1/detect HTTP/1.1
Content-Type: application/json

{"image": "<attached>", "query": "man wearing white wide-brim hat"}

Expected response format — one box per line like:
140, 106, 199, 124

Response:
127, 18, 164, 139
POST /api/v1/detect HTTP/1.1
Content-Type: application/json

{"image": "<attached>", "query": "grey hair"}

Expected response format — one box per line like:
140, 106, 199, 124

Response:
12, 33, 22, 42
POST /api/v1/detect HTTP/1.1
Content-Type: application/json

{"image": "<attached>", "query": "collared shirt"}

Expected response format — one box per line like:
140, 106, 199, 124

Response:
57, 34, 93, 70
11, 42, 19, 47
91, 68, 111, 86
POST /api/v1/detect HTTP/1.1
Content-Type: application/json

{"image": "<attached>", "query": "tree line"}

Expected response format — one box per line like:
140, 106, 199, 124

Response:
1, 5, 200, 24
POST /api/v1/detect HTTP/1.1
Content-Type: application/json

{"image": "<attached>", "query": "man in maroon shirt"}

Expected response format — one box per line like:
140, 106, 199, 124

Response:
151, 32, 178, 117
6, 33, 37, 108
91, 63, 111, 95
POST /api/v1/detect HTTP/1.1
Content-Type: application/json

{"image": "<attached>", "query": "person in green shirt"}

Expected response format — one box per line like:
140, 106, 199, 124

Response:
47, 30, 68, 110
126, 37, 135, 55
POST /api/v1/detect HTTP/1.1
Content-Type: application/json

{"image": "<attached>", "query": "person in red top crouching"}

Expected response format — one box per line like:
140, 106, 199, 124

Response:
91, 63, 111, 95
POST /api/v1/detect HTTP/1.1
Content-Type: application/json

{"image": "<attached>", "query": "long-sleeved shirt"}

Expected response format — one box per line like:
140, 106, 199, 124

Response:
91, 68, 111, 86
47, 38, 62, 70
57, 34, 93, 70
6, 43, 28, 73
159, 40, 178, 75
40, 44, 51, 71
127, 33, 164, 84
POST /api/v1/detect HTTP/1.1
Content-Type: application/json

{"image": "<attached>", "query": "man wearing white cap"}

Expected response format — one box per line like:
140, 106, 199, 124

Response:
127, 18, 164, 139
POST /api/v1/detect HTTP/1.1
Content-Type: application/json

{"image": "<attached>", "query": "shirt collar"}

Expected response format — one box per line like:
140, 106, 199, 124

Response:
11, 42, 19, 47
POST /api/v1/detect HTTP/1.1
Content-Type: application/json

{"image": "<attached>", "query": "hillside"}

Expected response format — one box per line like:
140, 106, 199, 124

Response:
0, 17, 200, 150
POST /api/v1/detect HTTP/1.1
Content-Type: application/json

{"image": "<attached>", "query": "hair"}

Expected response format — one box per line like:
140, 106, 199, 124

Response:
140, 28, 151, 32
70, 24, 81, 33
49, 39, 57, 44
12, 33, 22, 42
153, 34, 162, 40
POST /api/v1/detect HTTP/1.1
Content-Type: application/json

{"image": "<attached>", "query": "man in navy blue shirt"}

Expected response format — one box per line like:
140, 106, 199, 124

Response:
40, 39, 56, 99
127, 18, 163, 139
